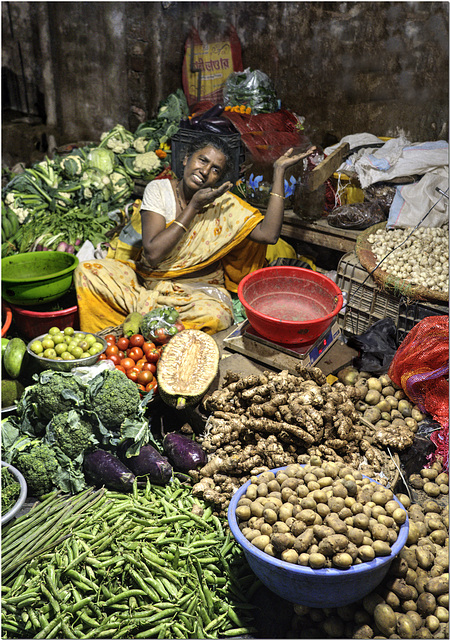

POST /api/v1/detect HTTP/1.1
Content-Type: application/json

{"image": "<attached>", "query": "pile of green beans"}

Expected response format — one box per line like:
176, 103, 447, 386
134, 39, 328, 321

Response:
1, 478, 261, 639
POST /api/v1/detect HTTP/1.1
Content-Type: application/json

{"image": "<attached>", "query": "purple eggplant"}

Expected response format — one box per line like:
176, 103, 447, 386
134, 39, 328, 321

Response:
83, 449, 135, 492
162, 432, 207, 473
121, 444, 172, 485
190, 103, 224, 126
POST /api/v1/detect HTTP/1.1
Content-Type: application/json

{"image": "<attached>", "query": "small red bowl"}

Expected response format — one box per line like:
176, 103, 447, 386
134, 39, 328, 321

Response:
238, 266, 343, 345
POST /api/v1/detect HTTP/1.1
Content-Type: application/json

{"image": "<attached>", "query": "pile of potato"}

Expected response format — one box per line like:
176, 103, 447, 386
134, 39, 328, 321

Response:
235, 459, 407, 569
288, 460, 449, 639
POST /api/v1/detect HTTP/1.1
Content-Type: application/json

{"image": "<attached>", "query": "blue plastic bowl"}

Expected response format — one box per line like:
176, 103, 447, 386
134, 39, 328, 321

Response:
228, 466, 409, 608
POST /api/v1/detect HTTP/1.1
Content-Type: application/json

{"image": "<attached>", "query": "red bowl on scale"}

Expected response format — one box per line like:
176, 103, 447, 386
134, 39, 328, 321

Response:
238, 267, 343, 345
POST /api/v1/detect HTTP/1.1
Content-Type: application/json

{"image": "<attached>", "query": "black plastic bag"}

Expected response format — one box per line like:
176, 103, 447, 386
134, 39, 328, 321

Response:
347, 318, 399, 374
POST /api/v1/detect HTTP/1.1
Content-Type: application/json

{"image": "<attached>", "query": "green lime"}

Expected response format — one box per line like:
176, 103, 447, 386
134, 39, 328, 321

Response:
55, 343, 68, 355
84, 334, 97, 346
43, 348, 57, 359
79, 351, 91, 359
53, 334, 65, 345
61, 351, 75, 360
42, 338, 55, 350
30, 340, 44, 355
49, 327, 62, 336
71, 346, 83, 359
64, 327, 75, 336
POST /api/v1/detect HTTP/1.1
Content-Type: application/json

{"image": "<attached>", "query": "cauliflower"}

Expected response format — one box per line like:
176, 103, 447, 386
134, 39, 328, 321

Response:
60, 155, 84, 179
133, 137, 147, 154
100, 124, 134, 155
89, 369, 142, 431
110, 171, 133, 198
4, 193, 30, 223
133, 151, 161, 174
45, 410, 97, 460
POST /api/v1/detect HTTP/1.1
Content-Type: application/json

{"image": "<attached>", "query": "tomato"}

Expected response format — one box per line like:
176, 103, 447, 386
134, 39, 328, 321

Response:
118, 350, 125, 360
154, 327, 170, 344
137, 384, 146, 393
138, 370, 153, 386
129, 334, 145, 347
115, 365, 126, 374
145, 380, 158, 393
174, 321, 185, 332
136, 358, 147, 368
105, 334, 117, 345
105, 344, 119, 357
117, 337, 129, 351
142, 341, 156, 354
98, 353, 107, 360
128, 346, 144, 362
126, 369, 139, 382
142, 362, 156, 374
120, 357, 135, 370
108, 354, 122, 365
146, 348, 160, 364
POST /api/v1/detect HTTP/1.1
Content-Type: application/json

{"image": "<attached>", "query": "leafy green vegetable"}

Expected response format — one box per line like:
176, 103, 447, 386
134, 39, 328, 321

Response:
1, 467, 21, 515
44, 409, 99, 460
16, 371, 88, 434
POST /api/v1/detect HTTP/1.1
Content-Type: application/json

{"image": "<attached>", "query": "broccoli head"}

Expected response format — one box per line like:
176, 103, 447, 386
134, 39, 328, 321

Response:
46, 410, 97, 460
14, 440, 60, 497
18, 371, 87, 424
89, 369, 142, 431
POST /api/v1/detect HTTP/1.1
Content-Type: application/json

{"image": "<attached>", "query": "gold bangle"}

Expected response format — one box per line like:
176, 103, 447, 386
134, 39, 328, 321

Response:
269, 191, 285, 199
172, 220, 188, 233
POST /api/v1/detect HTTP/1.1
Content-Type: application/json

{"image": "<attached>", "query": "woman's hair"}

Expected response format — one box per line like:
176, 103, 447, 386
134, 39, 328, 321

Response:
185, 134, 234, 177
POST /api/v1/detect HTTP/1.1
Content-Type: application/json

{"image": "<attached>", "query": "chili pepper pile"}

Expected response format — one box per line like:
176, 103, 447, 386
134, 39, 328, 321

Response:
1, 478, 260, 639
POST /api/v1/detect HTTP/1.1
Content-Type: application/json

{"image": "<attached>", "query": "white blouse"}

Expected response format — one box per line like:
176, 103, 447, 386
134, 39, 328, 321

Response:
141, 179, 177, 223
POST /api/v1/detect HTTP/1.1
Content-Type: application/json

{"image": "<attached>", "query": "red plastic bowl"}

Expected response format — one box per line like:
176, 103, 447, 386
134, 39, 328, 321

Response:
238, 266, 343, 345
9, 303, 80, 342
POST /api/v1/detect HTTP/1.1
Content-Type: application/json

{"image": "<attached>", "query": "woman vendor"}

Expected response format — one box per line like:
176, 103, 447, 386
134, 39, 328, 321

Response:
75, 135, 315, 335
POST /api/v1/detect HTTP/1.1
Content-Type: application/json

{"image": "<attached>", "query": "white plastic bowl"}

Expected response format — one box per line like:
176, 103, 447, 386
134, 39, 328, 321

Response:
1, 462, 28, 525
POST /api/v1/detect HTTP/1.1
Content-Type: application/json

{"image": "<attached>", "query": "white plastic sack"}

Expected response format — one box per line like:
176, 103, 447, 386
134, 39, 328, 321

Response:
354, 139, 448, 189
387, 166, 449, 229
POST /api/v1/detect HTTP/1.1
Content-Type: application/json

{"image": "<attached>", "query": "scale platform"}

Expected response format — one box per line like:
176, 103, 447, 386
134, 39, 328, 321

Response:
223, 320, 342, 374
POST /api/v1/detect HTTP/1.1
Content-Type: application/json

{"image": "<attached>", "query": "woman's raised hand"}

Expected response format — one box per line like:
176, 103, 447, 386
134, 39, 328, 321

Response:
191, 180, 234, 211
273, 145, 317, 172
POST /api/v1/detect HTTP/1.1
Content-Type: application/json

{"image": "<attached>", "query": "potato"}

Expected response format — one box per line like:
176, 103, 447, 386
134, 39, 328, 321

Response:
332, 552, 353, 569
281, 548, 299, 564
426, 573, 449, 597
423, 482, 441, 497
417, 592, 437, 616
397, 613, 417, 638
382, 385, 396, 397
235, 505, 252, 520
250, 534, 271, 551
397, 399, 413, 417
374, 603, 397, 636
308, 551, 326, 569
365, 389, 382, 405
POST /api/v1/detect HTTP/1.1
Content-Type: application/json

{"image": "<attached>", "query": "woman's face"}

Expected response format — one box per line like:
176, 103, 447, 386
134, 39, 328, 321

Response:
182, 145, 227, 192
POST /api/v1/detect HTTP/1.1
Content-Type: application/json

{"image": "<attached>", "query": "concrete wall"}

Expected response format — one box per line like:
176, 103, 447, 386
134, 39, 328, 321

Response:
2, 1, 448, 161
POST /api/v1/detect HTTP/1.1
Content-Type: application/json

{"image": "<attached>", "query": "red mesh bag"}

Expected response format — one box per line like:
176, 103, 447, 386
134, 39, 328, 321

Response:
388, 316, 449, 469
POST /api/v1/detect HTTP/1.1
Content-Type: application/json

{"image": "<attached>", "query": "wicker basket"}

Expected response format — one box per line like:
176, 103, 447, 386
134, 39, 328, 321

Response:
356, 223, 448, 304
96, 325, 123, 340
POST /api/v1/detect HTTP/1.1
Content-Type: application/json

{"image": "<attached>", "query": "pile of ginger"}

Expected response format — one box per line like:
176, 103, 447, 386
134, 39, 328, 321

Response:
190, 364, 401, 517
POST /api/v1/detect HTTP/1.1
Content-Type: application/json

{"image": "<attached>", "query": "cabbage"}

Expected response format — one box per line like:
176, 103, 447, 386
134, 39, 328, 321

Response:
87, 148, 115, 175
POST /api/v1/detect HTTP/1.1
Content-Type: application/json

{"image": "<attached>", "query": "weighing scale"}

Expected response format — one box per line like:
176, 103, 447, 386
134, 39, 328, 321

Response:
223, 320, 342, 375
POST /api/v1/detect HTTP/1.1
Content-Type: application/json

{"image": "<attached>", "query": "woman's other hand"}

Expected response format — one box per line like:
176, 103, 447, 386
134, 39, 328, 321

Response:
273, 146, 317, 172
190, 180, 234, 211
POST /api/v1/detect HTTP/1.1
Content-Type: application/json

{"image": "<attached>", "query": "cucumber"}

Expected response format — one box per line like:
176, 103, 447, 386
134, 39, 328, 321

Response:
122, 312, 143, 338
3, 337, 28, 379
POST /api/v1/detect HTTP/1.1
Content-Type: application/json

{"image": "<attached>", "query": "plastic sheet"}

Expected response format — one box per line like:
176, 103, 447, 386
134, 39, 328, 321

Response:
347, 318, 399, 374
327, 202, 386, 230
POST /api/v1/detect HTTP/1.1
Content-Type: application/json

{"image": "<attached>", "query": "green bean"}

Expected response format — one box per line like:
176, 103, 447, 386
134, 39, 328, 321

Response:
40, 583, 61, 614
104, 589, 148, 607
221, 626, 258, 636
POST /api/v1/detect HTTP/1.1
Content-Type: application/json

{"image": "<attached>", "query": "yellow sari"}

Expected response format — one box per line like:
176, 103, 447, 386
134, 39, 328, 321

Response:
75, 192, 266, 334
